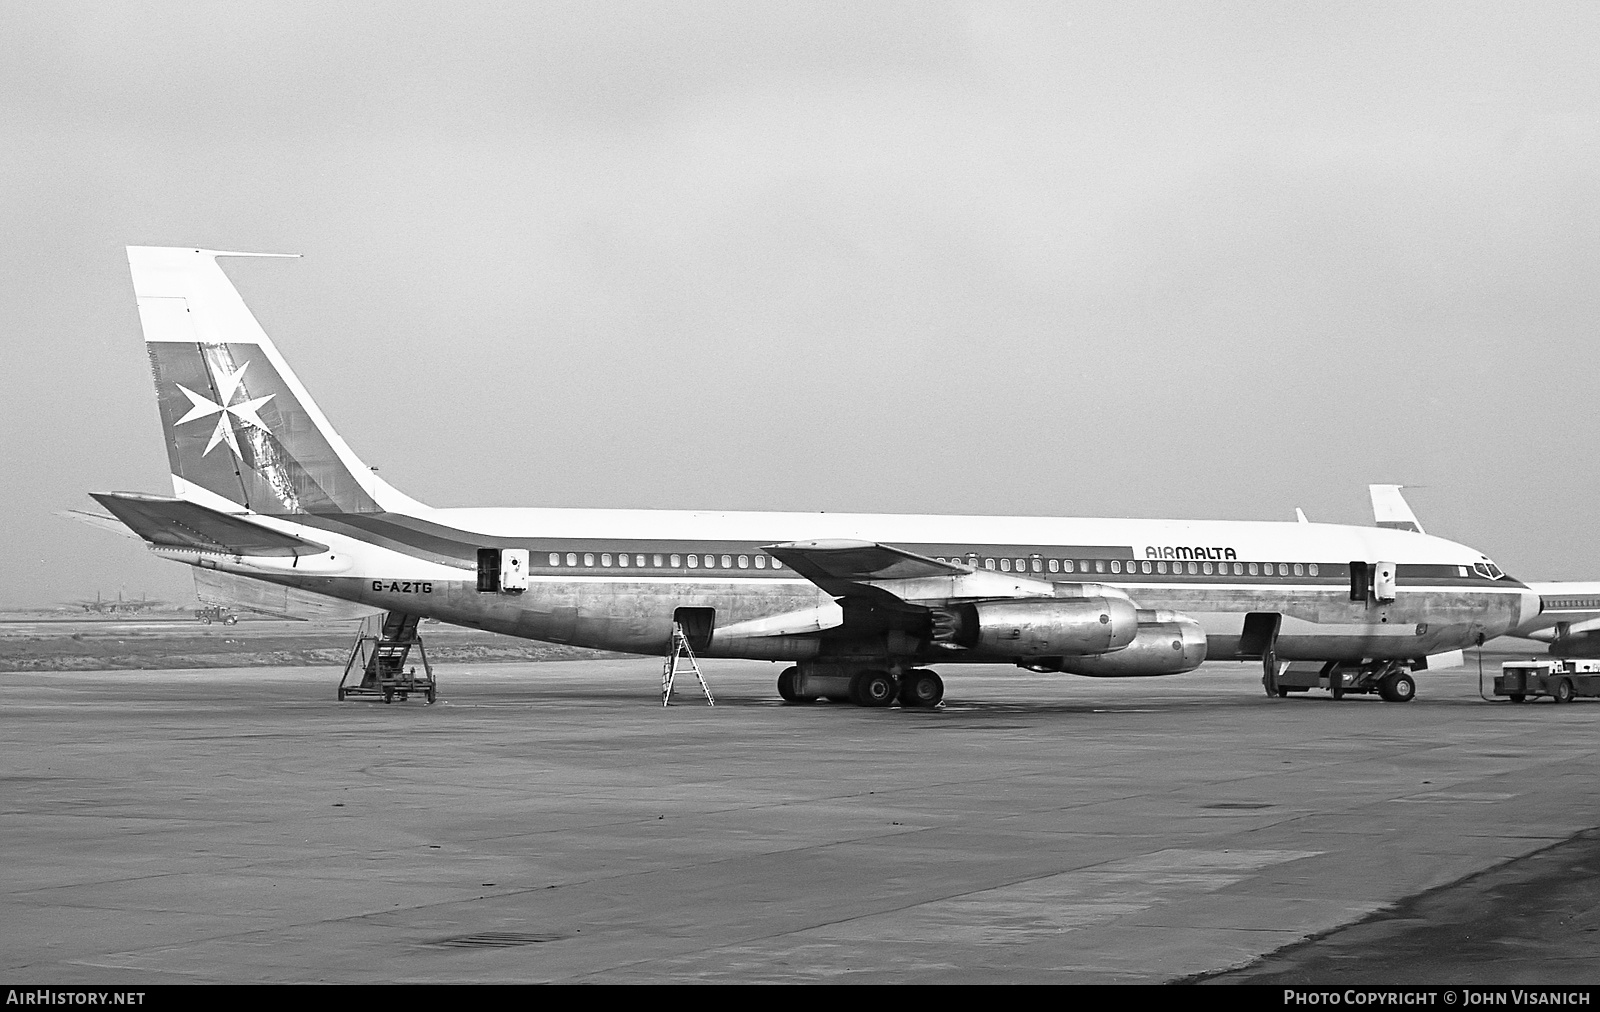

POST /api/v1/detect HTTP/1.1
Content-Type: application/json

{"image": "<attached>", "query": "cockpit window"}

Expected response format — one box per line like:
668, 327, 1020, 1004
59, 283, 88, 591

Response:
1473, 561, 1505, 580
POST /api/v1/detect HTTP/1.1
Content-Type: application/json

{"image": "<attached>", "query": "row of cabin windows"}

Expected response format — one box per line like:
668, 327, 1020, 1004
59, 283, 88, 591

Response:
547, 552, 783, 571
930, 556, 1320, 578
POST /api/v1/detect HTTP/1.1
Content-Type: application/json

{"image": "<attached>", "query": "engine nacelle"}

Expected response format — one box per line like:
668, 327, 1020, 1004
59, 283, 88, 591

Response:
1054, 610, 1207, 677
957, 597, 1139, 657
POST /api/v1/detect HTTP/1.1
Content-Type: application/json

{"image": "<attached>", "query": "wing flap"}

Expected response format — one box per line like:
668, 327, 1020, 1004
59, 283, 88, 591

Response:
89, 493, 329, 557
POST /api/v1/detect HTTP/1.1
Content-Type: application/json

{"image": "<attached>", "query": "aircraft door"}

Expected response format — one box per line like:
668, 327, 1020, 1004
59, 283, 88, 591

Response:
500, 549, 529, 593
476, 548, 500, 592
1349, 561, 1369, 602
1373, 561, 1396, 603
674, 607, 715, 653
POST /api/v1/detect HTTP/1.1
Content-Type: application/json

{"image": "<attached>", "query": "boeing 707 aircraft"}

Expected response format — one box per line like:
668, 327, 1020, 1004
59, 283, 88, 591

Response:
87, 247, 1540, 707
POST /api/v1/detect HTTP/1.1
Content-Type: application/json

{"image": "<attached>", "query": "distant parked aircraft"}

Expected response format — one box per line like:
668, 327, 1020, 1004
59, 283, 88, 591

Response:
70, 590, 164, 615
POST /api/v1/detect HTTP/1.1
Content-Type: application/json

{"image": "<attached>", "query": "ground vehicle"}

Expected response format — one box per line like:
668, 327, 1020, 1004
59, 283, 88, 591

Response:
194, 605, 238, 625
1494, 659, 1600, 703
1268, 660, 1417, 702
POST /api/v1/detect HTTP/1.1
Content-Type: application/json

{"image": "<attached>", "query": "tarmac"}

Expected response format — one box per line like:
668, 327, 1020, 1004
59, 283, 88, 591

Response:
3, 651, 1598, 984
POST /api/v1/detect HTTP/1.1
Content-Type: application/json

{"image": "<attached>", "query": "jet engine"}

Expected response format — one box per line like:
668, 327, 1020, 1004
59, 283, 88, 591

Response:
1054, 610, 1207, 676
936, 597, 1139, 657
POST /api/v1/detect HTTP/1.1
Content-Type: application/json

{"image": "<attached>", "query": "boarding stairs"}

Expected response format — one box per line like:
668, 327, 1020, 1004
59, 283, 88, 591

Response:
338, 611, 436, 703
662, 621, 714, 707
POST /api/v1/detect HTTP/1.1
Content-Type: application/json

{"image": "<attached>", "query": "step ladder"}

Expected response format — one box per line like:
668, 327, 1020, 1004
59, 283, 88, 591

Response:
662, 621, 714, 707
338, 611, 436, 703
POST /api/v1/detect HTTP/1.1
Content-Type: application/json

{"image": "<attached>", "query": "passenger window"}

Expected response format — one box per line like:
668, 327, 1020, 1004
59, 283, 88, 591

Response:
1142, 561, 1152, 574
738, 555, 749, 568
984, 558, 995, 570
1233, 563, 1243, 575
1308, 563, 1318, 576
755, 556, 766, 569
1293, 563, 1303, 576
721, 555, 732, 568
770, 558, 781, 569
1063, 560, 1074, 573
1248, 563, 1257, 576
705, 555, 717, 568
1032, 558, 1042, 573
1092, 560, 1103, 574
1187, 562, 1198, 575
1279, 564, 1289, 576
1048, 559, 1059, 573
601, 553, 612, 567
1156, 561, 1167, 574
549, 553, 560, 566
1202, 562, 1213, 575
583, 553, 595, 567
1000, 559, 1011, 572
687, 555, 698, 568
1111, 561, 1121, 574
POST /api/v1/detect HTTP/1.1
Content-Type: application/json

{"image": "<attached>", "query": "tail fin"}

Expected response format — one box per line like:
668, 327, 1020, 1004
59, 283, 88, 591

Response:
1369, 484, 1425, 534
127, 247, 424, 516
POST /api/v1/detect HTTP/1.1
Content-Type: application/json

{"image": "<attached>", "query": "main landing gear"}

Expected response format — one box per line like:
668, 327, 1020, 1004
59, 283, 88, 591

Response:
777, 666, 945, 709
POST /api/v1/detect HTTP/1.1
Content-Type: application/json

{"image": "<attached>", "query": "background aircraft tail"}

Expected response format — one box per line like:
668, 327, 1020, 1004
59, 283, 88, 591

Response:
126, 247, 424, 516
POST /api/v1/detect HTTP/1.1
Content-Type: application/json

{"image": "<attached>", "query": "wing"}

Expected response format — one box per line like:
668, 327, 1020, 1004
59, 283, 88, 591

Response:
89, 492, 329, 557
765, 539, 1057, 606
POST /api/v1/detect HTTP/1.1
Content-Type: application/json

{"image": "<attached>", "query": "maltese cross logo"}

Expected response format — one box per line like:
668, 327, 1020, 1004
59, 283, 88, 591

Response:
175, 362, 275, 457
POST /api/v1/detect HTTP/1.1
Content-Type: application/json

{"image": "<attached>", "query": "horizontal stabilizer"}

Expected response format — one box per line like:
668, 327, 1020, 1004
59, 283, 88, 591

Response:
89, 492, 329, 557
57, 509, 142, 539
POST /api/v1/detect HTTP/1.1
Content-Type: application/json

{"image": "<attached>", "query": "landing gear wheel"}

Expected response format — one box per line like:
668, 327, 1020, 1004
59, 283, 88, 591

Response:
899, 669, 944, 708
426, 687, 436, 704
1262, 650, 1278, 698
850, 670, 897, 707
777, 666, 811, 704
1510, 693, 1527, 703
1553, 679, 1575, 704
223, 615, 238, 625
337, 687, 346, 701
1378, 671, 1416, 703
1276, 686, 1290, 698
383, 691, 393, 704
1330, 684, 1345, 700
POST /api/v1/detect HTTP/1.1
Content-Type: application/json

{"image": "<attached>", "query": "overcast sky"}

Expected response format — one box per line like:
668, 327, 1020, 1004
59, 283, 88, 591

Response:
3, 1, 1599, 607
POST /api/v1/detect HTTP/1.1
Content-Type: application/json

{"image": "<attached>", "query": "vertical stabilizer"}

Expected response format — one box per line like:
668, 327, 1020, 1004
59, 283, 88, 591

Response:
1370, 484, 1425, 534
126, 247, 425, 516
